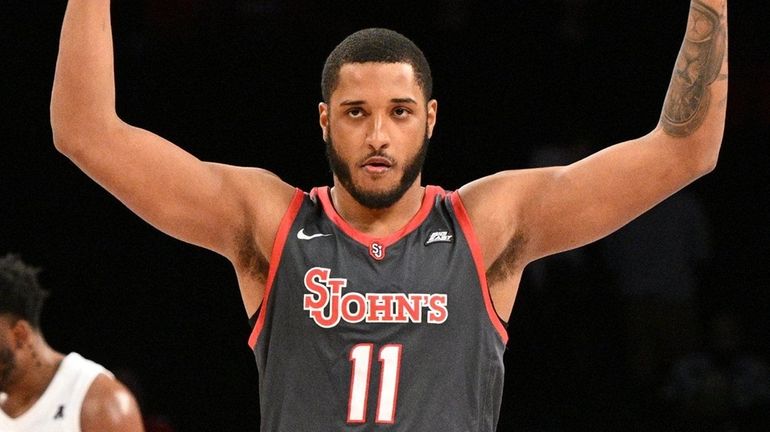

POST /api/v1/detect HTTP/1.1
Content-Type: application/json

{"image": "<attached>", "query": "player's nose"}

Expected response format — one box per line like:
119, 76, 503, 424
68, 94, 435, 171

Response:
365, 113, 390, 150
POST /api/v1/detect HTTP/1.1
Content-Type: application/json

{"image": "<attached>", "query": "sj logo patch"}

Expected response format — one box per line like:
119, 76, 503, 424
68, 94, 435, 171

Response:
369, 242, 385, 260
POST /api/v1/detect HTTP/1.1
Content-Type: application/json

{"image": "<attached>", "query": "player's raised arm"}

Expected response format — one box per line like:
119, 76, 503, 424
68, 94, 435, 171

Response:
50, 2, 295, 278
460, 0, 728, 277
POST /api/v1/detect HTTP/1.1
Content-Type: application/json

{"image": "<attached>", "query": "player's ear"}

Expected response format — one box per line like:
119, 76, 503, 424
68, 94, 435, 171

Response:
10, 319, 32, 349
426, 99, 438, 139
319, 102, 330, 144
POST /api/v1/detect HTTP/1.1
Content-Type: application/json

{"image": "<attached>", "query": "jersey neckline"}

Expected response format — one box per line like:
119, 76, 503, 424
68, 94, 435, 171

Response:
313, 185, 445, 249
0, 352, 73, 423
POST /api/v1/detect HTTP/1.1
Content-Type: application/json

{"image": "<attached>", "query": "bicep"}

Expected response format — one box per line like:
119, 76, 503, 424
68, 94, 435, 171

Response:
463, 131, 706, 266
520, 132, 703, 261
61, 121, 292, 258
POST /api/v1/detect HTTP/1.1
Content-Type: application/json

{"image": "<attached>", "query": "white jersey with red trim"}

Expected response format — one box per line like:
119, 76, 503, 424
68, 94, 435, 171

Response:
249, 186, 508, 431
0, 352, 111, 432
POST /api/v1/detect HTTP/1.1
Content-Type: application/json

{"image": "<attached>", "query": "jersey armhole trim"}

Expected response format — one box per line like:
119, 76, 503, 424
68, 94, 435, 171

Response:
248, 188, 305, 349
450, 191, 509, 345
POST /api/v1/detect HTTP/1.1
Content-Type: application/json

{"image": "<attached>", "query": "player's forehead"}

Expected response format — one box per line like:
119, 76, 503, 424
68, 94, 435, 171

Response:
331, 62, 422, 104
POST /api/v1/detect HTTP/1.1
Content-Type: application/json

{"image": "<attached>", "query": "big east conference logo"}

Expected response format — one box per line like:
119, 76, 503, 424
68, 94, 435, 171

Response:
303, 267, 448, 328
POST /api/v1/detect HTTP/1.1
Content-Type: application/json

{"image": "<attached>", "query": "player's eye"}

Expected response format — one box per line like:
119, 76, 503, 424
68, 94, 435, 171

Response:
393, 107, 411, 118
347, 108, 364, 118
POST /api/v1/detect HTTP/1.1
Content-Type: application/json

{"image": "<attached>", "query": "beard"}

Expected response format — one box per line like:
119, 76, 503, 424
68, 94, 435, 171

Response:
0, 346, 16, 393
325, 126, 430, 210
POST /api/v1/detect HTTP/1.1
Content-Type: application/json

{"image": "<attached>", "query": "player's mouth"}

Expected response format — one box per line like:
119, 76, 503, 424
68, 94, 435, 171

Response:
361, 156, 394, 174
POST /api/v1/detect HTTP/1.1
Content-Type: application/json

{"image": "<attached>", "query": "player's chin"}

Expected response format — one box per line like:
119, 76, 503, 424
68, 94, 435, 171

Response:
353, 177, 405, 200
355, 174, 399, 193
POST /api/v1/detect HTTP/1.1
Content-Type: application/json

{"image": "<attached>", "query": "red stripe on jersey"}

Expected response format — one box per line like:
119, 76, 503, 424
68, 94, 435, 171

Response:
315, 186, 445, 249
248, 188, 306, 349
449, 191, 509, 344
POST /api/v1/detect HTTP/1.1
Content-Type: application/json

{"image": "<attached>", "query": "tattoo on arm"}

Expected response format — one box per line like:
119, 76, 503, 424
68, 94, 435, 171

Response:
660, 0, 727, 137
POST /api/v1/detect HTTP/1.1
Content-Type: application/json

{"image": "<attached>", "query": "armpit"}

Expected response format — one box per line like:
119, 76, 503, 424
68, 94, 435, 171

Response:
486, 232, 527, 285
236, 227, 269, 283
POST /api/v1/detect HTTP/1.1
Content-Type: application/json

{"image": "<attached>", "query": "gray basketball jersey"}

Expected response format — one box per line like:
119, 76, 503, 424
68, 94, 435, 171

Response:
248, 186, 508, 431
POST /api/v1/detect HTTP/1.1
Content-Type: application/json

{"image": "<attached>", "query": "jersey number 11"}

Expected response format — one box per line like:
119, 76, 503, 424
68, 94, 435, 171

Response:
347, 343, 403, 424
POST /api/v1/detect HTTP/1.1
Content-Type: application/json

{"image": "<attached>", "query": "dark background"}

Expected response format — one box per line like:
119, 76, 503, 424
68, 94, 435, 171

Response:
2, 0, 768, 430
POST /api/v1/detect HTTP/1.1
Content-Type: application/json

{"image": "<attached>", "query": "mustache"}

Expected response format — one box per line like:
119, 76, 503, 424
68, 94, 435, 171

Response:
357, 150, 396, 167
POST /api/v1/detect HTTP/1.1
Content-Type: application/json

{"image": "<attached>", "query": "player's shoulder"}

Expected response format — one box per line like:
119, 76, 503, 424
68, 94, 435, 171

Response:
455, 169, 558, 263
80, 373, 144, 432
209, 163, 298, 209
457, 168, 550, 213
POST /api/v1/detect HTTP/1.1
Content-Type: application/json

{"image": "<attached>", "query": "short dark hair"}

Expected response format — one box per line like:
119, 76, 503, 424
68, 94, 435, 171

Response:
321, 28, 433, 103
0, 254, 49, 329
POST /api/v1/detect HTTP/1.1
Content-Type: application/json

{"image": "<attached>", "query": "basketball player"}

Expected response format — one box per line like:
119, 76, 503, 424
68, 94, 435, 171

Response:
0, 254, 145, 431
50, 0, 728, 430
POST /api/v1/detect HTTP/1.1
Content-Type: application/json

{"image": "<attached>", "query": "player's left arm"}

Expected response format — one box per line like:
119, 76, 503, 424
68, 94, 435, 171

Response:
80, 374, 145, 432
461, 0, 728, 270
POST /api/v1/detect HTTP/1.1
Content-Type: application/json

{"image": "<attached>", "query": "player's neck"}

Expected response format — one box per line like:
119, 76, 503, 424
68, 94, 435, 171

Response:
330, 180, 425, 237
1, 341, 64, 418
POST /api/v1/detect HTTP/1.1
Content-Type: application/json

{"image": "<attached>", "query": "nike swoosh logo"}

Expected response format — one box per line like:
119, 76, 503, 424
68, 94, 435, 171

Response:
297, 228, 333, 240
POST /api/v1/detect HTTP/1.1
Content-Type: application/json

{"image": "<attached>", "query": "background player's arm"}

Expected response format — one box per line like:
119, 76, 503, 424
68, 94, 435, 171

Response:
50, 1, 294, 294
80, 374, 145, 432
460, 0, 728, 291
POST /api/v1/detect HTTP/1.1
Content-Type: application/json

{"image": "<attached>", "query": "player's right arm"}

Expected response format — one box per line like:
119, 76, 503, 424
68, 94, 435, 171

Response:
50, 0, 294, 309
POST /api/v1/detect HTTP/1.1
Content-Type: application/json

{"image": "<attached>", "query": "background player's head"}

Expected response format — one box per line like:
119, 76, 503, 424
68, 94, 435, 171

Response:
0, 254, 49, 392
0, 254, 47, 329
319, 29, 438, 209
